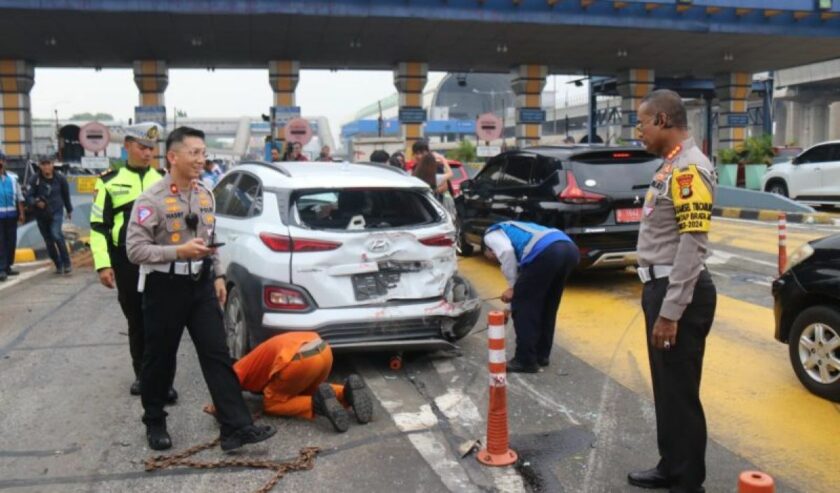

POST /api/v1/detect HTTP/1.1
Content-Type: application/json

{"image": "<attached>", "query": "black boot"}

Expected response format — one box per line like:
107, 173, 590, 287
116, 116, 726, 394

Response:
220, 424, 276, 452
146, 423, 172, 451
130, 379, 141, 396
166, 387, 178, 404
343, 374, 373, 424
627, 467, 671, 489
506, 359, 539, 373
313, 383, 350, 432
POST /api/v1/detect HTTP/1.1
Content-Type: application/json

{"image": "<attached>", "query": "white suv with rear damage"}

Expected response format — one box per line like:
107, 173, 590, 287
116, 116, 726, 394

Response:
212, 161, 480, 358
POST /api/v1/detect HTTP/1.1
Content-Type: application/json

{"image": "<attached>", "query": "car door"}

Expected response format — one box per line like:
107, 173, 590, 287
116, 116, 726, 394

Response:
461, 155, 505, 242
789, 144, 833, 197
819, 144, 840, 198
493, 152, 540, 222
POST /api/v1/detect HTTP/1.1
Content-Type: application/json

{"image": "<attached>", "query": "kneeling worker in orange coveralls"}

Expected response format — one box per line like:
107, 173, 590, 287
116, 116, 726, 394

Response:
205, 331, 373, 432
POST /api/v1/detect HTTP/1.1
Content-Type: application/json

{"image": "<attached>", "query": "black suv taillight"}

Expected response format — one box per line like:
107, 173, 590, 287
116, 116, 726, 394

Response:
558, 171, 606, 204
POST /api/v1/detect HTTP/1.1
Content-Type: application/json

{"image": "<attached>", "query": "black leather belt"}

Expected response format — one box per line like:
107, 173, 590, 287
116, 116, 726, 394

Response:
291, 340, 327, 361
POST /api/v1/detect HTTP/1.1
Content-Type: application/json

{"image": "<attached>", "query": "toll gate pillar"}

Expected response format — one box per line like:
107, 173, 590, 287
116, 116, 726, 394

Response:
0, 60, 34, 159
133, 60, 168, 169
393, 62, 428, 159
268, 61, 300, 156
715, 72, 752, 153
511, 65, 546, 149
616, 69, 655, 143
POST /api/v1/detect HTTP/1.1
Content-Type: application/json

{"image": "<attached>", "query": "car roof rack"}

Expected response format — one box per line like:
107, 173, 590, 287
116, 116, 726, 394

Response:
239, 160, 292, 177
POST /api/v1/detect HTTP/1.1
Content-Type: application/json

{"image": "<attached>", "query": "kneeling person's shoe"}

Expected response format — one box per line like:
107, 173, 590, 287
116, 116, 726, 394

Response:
130, 379, 141, 396
343, 374, 373, 424
221, 424, 276, 452
628, 467, 671, 489
6, 269, 19, 276
313, 383, 350, 432
146, 424, 172, 451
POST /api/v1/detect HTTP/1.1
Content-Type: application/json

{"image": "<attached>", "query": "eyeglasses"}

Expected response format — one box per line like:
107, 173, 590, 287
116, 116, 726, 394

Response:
180, 147, 207, 159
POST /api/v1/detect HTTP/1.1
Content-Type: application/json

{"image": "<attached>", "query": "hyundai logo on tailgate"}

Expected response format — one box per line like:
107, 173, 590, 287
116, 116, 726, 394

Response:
366, 238, 391, 252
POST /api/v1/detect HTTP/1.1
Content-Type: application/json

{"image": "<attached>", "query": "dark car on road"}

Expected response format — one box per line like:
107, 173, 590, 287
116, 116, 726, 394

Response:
456, 146, 660, 269
772, 233, 840, 402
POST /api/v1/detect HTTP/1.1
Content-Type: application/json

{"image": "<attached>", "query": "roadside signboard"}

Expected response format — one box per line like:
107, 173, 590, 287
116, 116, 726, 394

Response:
79, 122, 110, 153
398, 107, 427, 124
272, 106, 301, 127
135, 106, 167, 126
477, 145, 501, 158
80, 156, 110, 169
476, 113, 503, 141
284, 117, 313, 145
75, 175, 99, 194
517, 108, 546, 124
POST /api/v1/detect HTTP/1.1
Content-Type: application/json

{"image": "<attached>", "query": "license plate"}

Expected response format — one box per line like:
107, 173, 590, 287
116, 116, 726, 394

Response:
616, 208, 643, 223
352, 272, 401, 301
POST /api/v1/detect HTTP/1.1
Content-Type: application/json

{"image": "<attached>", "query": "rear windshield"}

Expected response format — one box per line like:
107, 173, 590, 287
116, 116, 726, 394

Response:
294, 189, 442, 230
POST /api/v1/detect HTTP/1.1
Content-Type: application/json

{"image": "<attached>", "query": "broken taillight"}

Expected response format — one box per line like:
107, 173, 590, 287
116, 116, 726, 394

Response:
558, 171, 606, 204
264, 286, 309, 310
259, 232, 341, 252
419, 234, 455, 247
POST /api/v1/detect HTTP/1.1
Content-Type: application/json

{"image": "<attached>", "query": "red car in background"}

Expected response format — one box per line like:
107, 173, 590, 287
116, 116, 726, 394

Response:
404, 158, 473, 197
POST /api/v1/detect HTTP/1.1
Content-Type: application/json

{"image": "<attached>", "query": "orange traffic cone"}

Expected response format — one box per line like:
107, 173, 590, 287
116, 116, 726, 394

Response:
738, 471, 775, 493
477, 311, 518, 467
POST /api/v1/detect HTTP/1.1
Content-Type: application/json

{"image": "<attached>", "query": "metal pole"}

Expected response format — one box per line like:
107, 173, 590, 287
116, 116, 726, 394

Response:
706, 96, 714, 160
763, 74, 774, 137
587, 77, 596, 143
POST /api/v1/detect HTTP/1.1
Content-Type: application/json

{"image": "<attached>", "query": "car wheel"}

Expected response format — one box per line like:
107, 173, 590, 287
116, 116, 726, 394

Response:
788, 305, 840, 402
766, 181, 788, 197
224, 285, 250, 360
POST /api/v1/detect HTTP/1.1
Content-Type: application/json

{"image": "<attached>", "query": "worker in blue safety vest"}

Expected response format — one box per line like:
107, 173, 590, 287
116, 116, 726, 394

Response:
483, 221, 580, 373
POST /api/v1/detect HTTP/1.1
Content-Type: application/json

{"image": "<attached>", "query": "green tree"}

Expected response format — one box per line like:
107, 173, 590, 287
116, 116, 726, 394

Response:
446, 139, 477, 163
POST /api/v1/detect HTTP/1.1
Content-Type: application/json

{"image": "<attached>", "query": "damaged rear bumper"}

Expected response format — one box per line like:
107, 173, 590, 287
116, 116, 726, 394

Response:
259, 276, 480, 352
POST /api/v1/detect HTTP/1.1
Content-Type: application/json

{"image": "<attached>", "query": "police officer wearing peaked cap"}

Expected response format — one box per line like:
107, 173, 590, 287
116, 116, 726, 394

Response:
89, 122, 176, 400
629, 89, 717, 493
126, 126, 275, 451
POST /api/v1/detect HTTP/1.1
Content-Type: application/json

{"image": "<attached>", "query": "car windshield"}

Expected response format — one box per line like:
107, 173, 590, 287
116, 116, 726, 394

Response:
294, 188, 442, 230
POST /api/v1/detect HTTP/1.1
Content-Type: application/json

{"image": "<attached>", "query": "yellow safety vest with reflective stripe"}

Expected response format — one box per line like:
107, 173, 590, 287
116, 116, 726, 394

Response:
90, 165, 163, 270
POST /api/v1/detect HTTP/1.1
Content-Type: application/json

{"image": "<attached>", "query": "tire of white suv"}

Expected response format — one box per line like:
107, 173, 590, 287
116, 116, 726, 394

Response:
788, 305, 840, 402
766, 180, 788, 198
224, 285, 251, 360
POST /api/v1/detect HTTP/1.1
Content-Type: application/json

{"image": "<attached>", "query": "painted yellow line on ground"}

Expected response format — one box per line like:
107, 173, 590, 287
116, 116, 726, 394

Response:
710, 219, 830, 256
459, 257, 840, 493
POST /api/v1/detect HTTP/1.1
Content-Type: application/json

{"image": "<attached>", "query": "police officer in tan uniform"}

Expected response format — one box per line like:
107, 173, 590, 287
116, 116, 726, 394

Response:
628, 90, 717, 493
127, 127, 275, 451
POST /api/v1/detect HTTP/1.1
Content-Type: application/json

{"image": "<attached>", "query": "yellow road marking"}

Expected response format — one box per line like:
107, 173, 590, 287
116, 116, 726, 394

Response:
459, 255, 840, 493
710, 219, 830, 256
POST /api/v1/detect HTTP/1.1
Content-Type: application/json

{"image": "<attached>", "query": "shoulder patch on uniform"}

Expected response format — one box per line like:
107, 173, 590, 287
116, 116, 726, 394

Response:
670, 164, 713, 234
99, 168, 118, 182
137, 205, 153, 224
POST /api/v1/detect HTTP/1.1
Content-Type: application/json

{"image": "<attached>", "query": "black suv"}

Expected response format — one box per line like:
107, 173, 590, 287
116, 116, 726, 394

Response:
457, 146, 660, 269
772, 233, 840, 402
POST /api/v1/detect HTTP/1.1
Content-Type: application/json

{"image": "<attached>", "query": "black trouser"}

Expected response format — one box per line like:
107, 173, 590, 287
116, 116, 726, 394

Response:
642, 270, 716, 492
141, 269, 252, 436
0, 216, 17, 272
511, 241, 580, 366
111, 247, 144, 377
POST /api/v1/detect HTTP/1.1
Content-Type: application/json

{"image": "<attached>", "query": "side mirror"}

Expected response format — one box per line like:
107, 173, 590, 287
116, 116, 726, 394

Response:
791, 157, 801, 165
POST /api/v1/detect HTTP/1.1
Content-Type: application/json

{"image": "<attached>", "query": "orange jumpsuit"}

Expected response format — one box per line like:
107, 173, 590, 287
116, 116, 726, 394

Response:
233, 332, 345, 419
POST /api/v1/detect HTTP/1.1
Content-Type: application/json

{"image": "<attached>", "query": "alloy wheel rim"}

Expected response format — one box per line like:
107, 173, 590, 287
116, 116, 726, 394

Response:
798, 322, 840, 385
225, 296, 244, 358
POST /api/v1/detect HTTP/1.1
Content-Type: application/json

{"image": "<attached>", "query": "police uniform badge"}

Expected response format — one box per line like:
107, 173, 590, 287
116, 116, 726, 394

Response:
146, 125, 159, 140
677, 173, 693, 199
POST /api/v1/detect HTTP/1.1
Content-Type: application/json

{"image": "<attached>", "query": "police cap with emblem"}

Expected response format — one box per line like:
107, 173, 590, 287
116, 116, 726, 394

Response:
124, 122, 162, 148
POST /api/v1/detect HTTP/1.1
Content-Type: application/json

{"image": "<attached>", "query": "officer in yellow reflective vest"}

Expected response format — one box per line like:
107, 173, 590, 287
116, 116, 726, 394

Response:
89, 123, 174, 400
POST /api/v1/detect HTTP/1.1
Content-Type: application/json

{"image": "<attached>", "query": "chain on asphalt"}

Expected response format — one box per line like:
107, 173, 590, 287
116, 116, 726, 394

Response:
143, 437, 320, 493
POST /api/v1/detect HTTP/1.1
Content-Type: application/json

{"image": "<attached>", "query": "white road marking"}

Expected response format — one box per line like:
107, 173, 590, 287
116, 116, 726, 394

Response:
708, 248, 777, 268
510, 374, 581, 426
0, 263, 51, 293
